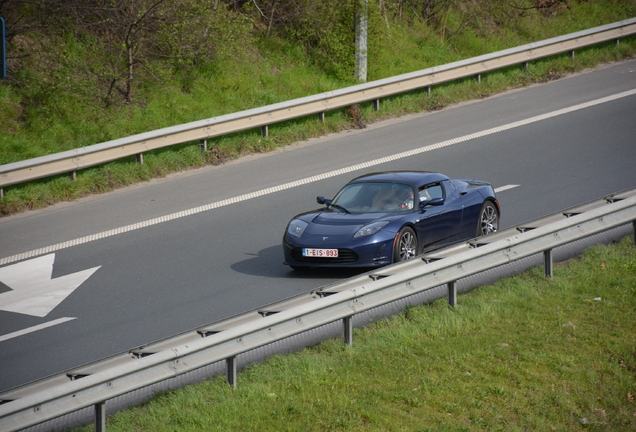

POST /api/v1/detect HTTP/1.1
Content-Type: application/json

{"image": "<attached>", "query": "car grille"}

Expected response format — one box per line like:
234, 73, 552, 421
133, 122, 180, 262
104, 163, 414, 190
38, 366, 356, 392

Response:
290, 248, 359, 264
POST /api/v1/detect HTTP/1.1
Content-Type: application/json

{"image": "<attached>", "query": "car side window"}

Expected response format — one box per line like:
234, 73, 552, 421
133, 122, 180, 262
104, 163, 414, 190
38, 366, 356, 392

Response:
419, 183, 443, 202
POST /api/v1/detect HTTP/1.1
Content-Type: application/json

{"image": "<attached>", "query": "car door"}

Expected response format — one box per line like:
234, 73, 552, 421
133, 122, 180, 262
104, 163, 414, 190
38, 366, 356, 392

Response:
414, 180, 464, 251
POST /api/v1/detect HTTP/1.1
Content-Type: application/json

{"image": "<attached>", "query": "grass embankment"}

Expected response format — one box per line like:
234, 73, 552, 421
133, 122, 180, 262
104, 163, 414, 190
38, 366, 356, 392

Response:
72, 237, 636, 432
1, 2, 636, 215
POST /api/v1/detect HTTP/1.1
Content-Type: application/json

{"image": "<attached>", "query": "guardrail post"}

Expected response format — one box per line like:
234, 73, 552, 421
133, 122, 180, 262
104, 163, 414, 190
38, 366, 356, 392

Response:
69, 171, 76, 181
0, 187, 3, 200
373, 99, 380, 111
226, 356, 237, 389
544, 249, 553, 278
318, 112, 325, 123
199, 139, 207, 152
136, 154, 144, 164
475, 74, 481, 83
343, 316, 353, 346
523, 61, 529, 71
633, 220, 636, 246
569, 50, 575, 59
614, 38, 620, 47
95, 401, 106, 432
448, 281, 457, 307
261, 125, 269, 138
425, 86, 431, 96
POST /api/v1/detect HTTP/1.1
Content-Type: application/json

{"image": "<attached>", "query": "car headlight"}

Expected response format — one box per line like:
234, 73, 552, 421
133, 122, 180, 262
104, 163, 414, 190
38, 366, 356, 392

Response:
354, 221, 389, 238
287, 219, 309, 238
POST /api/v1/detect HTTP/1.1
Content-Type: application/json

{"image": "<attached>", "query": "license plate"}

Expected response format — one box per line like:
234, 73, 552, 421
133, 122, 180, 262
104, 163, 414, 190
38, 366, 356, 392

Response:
302, 248, 339, 258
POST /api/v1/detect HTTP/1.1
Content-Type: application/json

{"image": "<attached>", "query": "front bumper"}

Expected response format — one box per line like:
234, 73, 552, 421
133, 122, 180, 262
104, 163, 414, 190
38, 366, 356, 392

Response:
282, 233, 395, 268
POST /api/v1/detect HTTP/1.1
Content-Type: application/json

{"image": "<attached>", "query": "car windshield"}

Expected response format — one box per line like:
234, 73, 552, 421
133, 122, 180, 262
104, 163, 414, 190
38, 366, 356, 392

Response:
330, 182, 415, 214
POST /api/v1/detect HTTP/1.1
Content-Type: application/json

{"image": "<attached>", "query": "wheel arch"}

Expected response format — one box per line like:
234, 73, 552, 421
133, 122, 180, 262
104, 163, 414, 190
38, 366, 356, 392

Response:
486, 197, 501, 214
393, 222, 419, 246
392, 224, 419, 263
476, 198, 500, 237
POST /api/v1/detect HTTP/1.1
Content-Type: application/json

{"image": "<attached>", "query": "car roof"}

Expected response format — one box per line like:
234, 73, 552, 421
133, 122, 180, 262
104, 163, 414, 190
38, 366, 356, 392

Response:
348, 171, 450, 187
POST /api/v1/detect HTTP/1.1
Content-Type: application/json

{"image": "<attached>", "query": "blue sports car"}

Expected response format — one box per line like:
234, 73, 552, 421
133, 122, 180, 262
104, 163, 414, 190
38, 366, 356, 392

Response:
282, 171, 499, 269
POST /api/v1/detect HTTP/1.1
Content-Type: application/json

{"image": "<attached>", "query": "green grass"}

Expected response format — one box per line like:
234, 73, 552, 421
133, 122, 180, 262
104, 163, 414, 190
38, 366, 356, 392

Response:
71, 236, 636, 432
1, 2, 636, 216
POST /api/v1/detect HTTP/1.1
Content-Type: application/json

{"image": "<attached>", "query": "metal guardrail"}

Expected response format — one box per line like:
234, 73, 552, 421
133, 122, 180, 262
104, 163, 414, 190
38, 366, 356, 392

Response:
0, 18, 635, 197
1, 188, 635, 432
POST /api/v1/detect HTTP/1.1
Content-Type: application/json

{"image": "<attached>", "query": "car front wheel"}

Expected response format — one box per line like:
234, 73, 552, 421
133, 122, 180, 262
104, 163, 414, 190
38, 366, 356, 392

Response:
393, 227, 418, 262
477, 201, 499, 236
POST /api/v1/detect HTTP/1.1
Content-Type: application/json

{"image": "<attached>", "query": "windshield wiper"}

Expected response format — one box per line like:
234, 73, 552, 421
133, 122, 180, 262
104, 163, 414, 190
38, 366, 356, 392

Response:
328, 203, 350, 214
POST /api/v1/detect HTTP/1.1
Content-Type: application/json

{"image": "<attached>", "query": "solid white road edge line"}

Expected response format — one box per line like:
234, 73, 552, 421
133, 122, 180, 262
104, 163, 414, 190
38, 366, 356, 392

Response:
0, 317, 77, 343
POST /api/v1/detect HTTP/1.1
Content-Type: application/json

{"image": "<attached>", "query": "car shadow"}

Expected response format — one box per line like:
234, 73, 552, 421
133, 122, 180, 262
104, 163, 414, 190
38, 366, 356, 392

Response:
230, 245, 372, 279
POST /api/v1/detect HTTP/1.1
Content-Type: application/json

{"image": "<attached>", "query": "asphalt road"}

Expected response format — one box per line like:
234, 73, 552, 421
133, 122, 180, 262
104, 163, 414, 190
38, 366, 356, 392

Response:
0, 59, 635, 393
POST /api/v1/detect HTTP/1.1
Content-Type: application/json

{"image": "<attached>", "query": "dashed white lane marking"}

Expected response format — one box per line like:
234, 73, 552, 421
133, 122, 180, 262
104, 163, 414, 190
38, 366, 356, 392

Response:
0, 317, 76, 343
494, 184, 520, 193
2, 89, 635, 266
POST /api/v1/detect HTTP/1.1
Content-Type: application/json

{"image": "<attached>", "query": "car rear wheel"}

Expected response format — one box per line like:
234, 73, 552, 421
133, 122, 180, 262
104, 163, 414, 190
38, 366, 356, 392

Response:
393, 227, 418, 262
477, 201, 499, 236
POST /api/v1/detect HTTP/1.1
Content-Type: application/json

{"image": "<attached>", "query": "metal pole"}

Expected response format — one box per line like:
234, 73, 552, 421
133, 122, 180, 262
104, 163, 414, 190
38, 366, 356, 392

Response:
199, 139, 207, 152
226, 356, 237, 389
448, 281, 457, 307
544, 249, 553, 278
261, 125, 268, 137
95, 402, 106, 432
1, 17, 6, 79
354, 0, 368, 83
343, 316, 353, 346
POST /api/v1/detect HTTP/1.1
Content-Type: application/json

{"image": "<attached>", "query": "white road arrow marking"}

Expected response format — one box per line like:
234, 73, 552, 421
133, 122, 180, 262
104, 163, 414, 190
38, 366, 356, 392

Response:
0, 254, 100, 317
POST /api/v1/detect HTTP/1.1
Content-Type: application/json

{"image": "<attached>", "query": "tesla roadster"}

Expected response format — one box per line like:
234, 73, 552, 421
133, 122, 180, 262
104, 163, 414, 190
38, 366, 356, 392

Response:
282, 171, 499, 269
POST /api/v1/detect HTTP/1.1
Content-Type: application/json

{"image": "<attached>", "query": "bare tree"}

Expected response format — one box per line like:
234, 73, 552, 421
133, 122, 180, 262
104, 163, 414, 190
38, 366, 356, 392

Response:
1, 0, 253, 106
62, 0, 180, 104
67, 0, 251, 105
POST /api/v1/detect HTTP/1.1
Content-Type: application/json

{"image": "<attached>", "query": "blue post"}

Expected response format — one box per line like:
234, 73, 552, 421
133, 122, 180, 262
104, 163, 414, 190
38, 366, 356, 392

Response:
1, 17, 5, 79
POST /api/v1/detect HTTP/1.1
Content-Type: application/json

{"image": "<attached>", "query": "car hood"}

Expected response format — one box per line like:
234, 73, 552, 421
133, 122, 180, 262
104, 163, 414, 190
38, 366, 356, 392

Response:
295, 210, 401, 236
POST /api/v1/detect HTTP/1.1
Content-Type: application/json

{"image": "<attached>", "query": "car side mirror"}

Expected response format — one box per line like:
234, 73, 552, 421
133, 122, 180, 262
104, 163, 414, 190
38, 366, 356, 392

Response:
317, 196, 332, 205
419, 197, 444, 210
